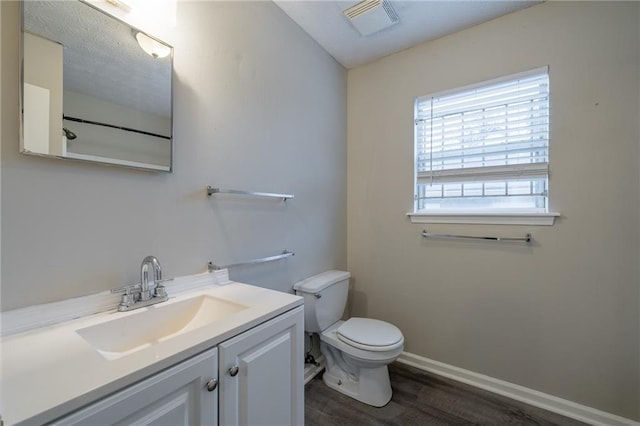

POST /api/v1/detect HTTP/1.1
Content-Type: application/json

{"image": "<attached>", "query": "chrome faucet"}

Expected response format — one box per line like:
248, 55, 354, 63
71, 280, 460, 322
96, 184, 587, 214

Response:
111, 256, 170, 311
140, 255, 162, 301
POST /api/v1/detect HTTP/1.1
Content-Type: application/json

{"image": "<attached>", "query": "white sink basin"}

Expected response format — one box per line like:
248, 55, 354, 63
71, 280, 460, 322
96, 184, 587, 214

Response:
76, 295, 248, 360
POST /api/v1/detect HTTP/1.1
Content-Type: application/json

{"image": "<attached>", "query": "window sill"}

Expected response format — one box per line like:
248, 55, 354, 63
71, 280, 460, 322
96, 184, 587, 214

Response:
407, 211, 560, 226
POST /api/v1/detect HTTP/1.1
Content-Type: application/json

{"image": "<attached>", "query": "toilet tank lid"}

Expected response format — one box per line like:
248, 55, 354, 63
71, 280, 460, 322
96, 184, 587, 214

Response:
293, 270, 351, 293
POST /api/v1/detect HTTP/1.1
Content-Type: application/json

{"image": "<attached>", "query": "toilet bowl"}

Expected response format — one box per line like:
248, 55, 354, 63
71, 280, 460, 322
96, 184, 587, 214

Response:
320, 319, 403, 406
293, 271, 404, 407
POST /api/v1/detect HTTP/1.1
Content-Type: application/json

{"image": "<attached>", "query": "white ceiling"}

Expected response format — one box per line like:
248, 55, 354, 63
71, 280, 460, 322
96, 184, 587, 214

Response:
274, 0, 541, 69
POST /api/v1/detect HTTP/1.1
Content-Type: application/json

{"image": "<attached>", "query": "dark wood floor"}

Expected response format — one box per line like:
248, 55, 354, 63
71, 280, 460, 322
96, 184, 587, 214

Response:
305, 363, 588, 425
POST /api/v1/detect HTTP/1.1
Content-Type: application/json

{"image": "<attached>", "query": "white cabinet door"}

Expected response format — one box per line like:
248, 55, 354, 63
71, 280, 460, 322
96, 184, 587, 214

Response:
219, 306, 304, 426
50, 348, 219, 426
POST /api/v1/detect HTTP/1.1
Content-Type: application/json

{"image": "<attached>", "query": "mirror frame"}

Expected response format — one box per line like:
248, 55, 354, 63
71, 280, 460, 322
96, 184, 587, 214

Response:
19, 0, 174, 172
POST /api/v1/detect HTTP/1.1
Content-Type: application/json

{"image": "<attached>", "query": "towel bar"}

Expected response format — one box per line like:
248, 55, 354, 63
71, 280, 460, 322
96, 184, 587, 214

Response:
207, 186, 293, 201
208, 250, 295, 271
421, 229, 531, 243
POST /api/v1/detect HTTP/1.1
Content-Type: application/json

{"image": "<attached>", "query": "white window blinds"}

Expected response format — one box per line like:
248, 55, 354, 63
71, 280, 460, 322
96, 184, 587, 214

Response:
414, 67, 549, 212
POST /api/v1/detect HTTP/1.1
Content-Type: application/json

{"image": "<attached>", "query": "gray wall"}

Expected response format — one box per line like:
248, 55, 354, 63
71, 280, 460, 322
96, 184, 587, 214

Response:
1, 1, 347, 310
347, 1, 639, 421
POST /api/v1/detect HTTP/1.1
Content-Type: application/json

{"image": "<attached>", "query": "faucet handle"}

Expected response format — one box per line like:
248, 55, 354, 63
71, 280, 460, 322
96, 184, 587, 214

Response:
153, 278, 173, 298
111, 284, 142, 310
111, 283, 141, 295
154, 285, 167, 298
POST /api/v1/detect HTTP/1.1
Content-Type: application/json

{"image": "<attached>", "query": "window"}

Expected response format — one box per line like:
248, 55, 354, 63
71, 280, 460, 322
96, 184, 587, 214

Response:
413, 68, 551, 220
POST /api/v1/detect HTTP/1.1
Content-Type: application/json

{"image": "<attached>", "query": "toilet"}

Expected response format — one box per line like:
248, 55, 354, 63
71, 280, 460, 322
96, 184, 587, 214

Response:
293, 270, 404, 407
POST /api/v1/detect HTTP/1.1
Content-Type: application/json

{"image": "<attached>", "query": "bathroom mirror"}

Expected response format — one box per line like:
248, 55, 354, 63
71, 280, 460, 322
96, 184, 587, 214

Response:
21, 0, 173, 172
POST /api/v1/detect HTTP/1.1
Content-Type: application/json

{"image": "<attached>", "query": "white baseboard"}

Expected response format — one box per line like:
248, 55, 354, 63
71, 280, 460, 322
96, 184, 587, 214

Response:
397, 352, 639, 426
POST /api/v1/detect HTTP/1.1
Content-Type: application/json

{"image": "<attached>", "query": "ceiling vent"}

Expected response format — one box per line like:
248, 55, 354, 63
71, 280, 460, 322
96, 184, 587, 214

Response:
343, 0, 399, 37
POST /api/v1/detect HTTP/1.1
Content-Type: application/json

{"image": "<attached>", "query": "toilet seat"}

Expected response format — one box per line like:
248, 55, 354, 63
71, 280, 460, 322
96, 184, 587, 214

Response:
320, 321, 404, 364
337, 318, 404, 352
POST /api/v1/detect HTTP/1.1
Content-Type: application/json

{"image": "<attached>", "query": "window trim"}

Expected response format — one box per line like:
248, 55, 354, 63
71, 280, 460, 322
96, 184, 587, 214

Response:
412, 67, 556, 221
407, 211, 560, 226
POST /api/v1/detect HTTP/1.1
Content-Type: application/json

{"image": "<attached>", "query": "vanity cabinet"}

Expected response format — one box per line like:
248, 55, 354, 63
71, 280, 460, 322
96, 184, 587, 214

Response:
49, 348, 219, 425
219, 306, 304, 426
48, 306, 303, 426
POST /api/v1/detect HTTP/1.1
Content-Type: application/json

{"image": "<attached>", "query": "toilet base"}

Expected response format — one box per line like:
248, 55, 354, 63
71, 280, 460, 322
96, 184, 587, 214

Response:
322, 364, 392, 407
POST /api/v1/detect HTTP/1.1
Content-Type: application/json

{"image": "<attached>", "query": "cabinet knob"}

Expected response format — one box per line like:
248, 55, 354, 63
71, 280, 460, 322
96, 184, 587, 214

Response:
206, 378, 218, 392
229, 365, 239, 377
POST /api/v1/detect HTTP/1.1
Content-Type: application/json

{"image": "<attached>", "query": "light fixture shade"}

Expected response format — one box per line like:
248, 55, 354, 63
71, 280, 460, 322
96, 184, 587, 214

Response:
135, 32, 171, 59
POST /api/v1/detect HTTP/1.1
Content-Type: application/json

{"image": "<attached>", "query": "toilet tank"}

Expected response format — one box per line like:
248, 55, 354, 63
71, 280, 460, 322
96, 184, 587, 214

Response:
293, 270, 351, 333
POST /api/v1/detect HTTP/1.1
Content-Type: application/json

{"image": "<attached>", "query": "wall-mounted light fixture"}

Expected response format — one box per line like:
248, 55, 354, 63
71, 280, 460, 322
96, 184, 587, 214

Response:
134, 31, 171, 59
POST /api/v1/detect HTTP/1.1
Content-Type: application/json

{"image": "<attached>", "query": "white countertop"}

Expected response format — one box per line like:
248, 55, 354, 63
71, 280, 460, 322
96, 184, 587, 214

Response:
0, 273, 302, 425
